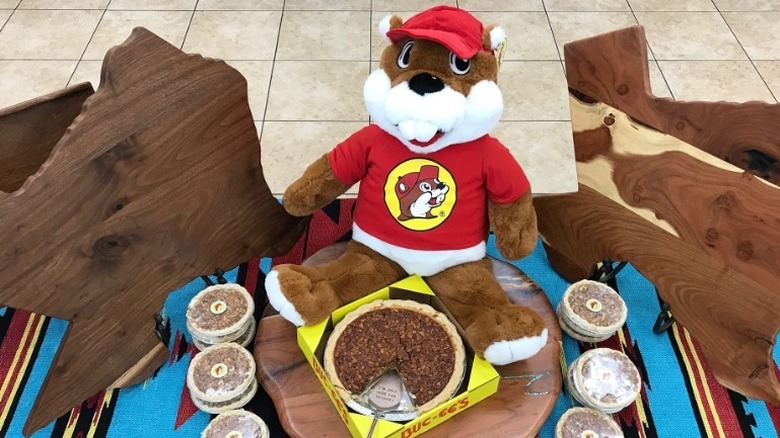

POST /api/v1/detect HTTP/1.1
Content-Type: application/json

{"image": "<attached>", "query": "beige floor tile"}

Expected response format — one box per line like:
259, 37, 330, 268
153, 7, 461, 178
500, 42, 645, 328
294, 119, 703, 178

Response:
0, 60, 77, 108
499, 61, 570, 120
68, 59, 102, 88
285, 0, 370, 10
109, 0, 196, 9
755, 61, 780, 99
635, 12, 745, 60
0, 0, 17, 7
197, 0, 283, 9
658, 60, 775, 102
723, 12, 780, 60
713, 0, 780, 11
266, 61, 369, 121
224, 60, 272, 120
473, 12, 559, 60
261, 121, 367, 194
629, 0, 715, 10
372, 0, 456, 11
545, 0, 630, 11
277, 11, 369, 61
548, 12, 637, 48
19, 0, 109, 8
0, 9, 11, 26
458, 0, 544, 11
491, 121, 577, 194
182, 11, 281, 60
0, 10, 102, 60
84, 11, 191, 60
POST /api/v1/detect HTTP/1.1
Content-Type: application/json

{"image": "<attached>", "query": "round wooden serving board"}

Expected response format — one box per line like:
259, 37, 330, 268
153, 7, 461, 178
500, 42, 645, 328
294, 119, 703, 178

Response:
255, 243, 562, 437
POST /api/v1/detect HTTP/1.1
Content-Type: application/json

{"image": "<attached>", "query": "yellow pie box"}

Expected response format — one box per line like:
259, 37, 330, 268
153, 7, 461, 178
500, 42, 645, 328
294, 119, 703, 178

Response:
297, 275, 500, 438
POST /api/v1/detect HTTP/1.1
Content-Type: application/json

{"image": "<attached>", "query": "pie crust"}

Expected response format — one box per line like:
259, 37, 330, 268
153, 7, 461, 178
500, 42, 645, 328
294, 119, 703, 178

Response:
186, 284, 255, 344
202, 409, 270, 438
555, 407, 624, 438
187, 343, 257, 414
324, 299, 466, 417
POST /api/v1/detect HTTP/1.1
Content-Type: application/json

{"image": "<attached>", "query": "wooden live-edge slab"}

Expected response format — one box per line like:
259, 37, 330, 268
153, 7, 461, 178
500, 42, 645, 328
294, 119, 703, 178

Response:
0, 27, 306, 435
535, 25, 780, 405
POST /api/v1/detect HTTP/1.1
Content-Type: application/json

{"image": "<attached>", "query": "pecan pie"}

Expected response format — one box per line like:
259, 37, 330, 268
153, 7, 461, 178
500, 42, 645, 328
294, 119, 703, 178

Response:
324, 300, 466, 416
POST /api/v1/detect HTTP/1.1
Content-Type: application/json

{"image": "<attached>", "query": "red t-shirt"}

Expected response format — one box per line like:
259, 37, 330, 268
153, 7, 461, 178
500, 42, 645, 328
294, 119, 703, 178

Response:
329, 124, 530, 251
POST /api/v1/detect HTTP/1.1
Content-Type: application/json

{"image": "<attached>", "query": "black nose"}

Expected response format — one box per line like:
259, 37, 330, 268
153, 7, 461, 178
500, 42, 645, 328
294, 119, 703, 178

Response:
436, 182, 445, 189
408, 73, 444, 95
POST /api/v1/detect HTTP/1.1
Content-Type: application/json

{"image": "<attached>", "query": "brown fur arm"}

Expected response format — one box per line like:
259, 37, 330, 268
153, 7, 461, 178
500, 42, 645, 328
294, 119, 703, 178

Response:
488, 191, 538, 260
283, 153, 350, 217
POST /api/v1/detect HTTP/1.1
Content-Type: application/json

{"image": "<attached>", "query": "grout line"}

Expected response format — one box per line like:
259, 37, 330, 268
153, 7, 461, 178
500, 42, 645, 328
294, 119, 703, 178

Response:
540, 0, 564, 75
712, 1, 778, 102
0, 0, 20, 33
625, 0, 677, 100
65, 1, 111, 87
258, 0, 285, 143
179, 0, 199, 51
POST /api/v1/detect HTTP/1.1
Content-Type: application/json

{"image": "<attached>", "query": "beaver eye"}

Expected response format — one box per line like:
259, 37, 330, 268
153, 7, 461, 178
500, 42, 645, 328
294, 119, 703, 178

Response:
448, 52, 470, 75
397, 41, 414, 68
420, 182, 431, 191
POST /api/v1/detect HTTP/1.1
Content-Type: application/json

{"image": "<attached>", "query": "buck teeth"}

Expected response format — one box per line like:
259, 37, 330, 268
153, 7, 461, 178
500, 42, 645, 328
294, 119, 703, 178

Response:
398, 120, 439, 142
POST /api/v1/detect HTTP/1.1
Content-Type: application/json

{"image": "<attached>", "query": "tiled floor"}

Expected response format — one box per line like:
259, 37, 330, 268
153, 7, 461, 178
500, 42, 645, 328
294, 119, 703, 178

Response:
1, 0, 778, 196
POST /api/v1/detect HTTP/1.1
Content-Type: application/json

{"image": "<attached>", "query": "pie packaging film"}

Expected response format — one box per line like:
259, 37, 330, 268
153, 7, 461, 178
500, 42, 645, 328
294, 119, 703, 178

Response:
297, 275, 500, 438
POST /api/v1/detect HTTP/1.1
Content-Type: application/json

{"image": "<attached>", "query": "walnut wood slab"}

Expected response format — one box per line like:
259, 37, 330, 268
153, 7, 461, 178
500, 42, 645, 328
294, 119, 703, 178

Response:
0, 27, 306, 435
255, 242, 562, 438
0, 82, 94, 193
535, 26, 780, 404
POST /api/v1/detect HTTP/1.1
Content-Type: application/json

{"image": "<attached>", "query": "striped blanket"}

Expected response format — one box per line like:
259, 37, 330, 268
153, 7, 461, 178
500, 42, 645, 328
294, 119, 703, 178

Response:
1, 198, 778, 437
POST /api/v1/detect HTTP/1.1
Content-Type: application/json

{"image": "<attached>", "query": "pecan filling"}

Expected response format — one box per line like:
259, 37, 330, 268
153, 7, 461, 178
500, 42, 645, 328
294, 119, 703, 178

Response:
333, 308, 456, 406
192, 347, 252, 395
188, 288, 248, 331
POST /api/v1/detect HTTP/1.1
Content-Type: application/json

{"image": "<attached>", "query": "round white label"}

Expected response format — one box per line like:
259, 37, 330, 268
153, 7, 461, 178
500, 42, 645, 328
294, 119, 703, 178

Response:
210, 300, 227, 315
586, 299, 603, 313
210, 363, 228, 378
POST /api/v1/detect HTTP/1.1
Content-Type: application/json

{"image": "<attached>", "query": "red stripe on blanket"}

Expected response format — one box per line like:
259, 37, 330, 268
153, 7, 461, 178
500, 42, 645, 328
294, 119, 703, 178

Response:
766, 367, 780, 432
0, 313, 39, 414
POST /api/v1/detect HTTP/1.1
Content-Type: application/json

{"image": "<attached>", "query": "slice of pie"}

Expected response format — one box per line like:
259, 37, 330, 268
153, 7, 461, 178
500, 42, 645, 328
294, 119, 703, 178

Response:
324, 299, 466, 417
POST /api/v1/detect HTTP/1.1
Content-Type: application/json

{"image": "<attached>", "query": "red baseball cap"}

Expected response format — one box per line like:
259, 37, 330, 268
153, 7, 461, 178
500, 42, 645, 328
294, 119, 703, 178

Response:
386, 6, 486, 59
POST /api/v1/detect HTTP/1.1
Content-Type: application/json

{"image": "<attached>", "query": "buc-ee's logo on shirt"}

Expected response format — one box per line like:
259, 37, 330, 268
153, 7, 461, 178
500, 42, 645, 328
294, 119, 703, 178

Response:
384, 158, 457, 231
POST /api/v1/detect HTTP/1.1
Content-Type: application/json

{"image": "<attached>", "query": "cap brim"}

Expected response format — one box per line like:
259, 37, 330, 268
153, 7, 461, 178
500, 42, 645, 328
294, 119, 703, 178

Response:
386, 28, 478, 59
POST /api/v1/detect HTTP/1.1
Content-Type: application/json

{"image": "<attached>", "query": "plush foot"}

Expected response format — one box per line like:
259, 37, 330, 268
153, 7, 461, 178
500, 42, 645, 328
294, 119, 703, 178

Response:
466, 304, 548, 366
483, 329, 548, 365
265, 264, 341, 326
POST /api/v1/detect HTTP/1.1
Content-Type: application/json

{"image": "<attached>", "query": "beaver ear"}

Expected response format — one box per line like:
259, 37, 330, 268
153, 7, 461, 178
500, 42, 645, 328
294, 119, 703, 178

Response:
482, 24, 507, 51
379, 14, 403, 41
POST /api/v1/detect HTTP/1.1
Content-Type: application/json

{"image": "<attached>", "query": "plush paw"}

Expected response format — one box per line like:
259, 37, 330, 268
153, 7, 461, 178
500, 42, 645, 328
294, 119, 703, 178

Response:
264, 264, 341, 326
483, 328, 548, 365
265, 270, 305, 326
464, 304, 548, 365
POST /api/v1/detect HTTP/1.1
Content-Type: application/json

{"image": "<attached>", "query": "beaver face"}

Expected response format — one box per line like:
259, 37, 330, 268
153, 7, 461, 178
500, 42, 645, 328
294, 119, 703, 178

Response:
364, 35, 504, 154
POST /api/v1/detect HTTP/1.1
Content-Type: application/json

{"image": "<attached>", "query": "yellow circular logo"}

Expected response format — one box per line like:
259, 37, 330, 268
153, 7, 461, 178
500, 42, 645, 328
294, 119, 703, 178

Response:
384, 158, 457, 231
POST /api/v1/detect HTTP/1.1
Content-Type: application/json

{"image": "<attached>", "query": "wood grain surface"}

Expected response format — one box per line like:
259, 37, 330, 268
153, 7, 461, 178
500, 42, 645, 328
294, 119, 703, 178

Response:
0, 27, 306, 435
535, 25, 780, 405
563, 26, 780, 186
0, 83, 94, 193
255, 243, 562, 438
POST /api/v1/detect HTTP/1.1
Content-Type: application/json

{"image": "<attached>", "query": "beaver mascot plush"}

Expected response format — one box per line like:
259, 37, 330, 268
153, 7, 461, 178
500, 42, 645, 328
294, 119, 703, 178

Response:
266, 5, 547, 365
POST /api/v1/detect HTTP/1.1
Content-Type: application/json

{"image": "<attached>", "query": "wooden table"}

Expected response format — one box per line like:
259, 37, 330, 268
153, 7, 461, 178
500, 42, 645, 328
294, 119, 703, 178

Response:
254, 243, 562, 437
